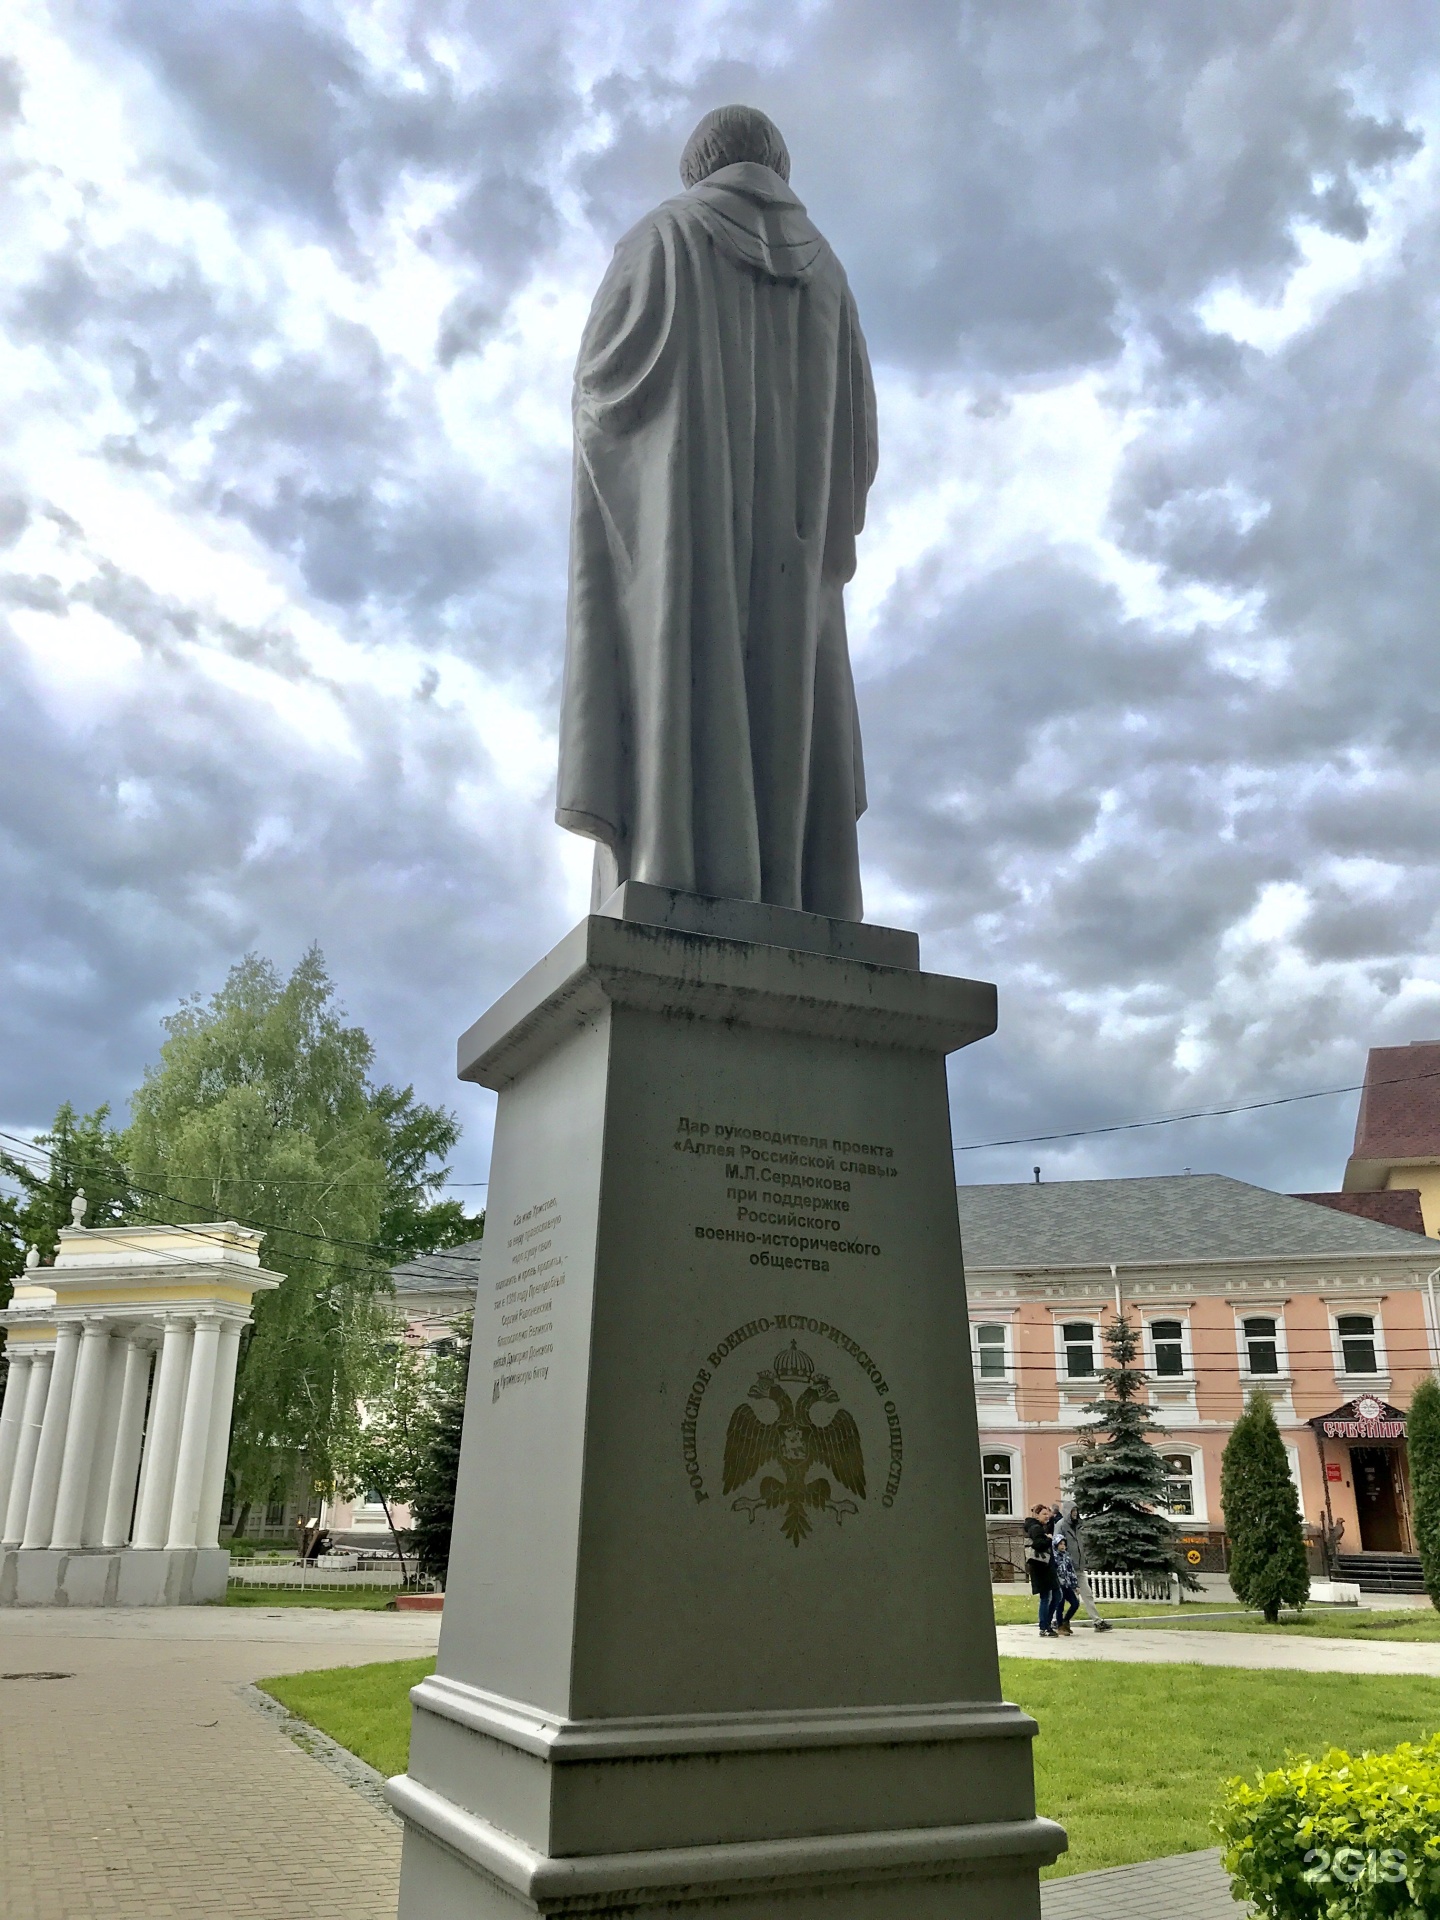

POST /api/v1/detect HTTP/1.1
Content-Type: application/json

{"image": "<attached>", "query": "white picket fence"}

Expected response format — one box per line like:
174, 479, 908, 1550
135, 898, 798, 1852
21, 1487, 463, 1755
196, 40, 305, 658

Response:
1086, 1570, 1182, 1605
227, 1565, 408, 1590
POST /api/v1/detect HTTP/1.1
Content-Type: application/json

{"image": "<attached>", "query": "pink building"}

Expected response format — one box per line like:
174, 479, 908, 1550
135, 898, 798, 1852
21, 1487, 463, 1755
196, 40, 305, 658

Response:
959, 1175, 1440, 1587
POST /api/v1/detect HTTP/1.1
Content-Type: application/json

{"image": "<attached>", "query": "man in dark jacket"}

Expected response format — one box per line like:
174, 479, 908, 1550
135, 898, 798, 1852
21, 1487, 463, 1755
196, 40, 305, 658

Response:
1053, 1502, 1113, 1632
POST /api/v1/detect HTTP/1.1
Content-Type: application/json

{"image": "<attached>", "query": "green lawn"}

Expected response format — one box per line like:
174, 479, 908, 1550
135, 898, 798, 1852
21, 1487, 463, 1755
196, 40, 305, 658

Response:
226, 1585, 403, 1609
993, 1596, 1234, 1626
1015, 1660, 1440, 1876
257, 1655, 1440, 1881
260, 1657, 435, 1776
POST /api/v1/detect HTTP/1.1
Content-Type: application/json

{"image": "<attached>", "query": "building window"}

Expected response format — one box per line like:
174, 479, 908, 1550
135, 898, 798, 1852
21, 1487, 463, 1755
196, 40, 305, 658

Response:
1337, 1314, 1379, 1376
1243, 1316, 1280, 1375
1162, 1453, 1195, 1515
1062, 1322, 1097, 1378
975, 1324, 1008, 1379
1150, 1319, 1186, 1378
982, 1453, 1015, 1515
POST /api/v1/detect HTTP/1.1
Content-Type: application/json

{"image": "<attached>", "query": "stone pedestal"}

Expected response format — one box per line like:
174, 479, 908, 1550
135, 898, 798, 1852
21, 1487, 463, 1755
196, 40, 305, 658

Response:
389, 887, 1064, 1917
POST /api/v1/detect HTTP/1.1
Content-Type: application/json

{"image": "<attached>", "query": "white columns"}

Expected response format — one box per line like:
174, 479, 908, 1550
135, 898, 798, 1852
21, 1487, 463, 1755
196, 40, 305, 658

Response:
0, 1353, 34, 1530
2, 1355, 51, 1546
22, 1323, 81, 1548
132, 1318, 193, 1551
82, 1332, 130, 1547
197, 1320, 244, 1550
166, 1314, 221, 1549
102, 1340, 153, 1548
50, 1322, 114, 1550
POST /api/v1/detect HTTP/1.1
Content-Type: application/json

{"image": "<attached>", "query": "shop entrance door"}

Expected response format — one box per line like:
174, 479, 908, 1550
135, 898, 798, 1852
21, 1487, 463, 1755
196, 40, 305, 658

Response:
1351, 1446, 1404, 1552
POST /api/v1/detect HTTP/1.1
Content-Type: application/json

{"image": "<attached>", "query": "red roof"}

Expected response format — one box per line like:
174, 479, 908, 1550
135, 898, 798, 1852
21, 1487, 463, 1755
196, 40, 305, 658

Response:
1350, 1042, 1440, 1163
1291, 1189, 1428, 1236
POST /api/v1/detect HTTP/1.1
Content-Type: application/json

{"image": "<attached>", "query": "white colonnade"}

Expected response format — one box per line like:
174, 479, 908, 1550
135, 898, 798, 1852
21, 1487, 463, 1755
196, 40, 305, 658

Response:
1, 1353, 51, 1544
0, 1312, 246, 1554
0, 1202, 278, 1600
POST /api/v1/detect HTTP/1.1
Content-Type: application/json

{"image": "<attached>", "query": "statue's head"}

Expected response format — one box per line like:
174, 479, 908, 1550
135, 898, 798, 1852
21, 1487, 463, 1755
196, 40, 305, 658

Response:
680, 105, 790, 187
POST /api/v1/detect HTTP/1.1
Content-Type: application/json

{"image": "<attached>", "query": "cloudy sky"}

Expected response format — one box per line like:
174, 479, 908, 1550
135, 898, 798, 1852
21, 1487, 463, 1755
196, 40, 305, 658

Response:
4, 0, 1440, 1203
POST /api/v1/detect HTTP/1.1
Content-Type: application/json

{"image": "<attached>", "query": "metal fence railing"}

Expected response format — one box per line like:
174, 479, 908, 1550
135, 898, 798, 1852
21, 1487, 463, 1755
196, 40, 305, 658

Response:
226, 1558, 439, 1594
1086, 1569, 1182, 1605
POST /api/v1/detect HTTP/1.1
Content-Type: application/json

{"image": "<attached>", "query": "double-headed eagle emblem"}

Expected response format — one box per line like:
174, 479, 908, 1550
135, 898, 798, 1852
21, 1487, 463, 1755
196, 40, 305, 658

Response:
723, 1342, 866, 1545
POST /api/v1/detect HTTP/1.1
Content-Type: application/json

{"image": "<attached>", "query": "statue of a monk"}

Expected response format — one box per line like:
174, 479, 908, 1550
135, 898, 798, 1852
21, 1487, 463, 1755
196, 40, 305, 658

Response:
556, 105, 878, 922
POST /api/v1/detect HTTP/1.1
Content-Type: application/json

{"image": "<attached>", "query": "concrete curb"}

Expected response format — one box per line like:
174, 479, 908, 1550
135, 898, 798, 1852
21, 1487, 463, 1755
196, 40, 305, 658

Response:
240, 1681, 400, 1826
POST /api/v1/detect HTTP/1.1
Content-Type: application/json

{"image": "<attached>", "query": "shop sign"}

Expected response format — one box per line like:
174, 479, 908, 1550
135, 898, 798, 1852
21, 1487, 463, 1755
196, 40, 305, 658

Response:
1326, 1461, 1343, 1482
1310, 1395, 1406, 1442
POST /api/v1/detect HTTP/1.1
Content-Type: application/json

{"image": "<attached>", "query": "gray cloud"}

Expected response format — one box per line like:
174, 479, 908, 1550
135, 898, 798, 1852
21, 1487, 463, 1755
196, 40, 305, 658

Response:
3, 1, 1440, 1207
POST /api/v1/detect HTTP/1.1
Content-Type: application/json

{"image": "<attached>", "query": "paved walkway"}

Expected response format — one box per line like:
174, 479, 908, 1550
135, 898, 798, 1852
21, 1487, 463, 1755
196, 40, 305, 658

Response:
996, 1620, 1440, 1675
0, 1606, 439, 1920
1042, 1848, 1239, 1920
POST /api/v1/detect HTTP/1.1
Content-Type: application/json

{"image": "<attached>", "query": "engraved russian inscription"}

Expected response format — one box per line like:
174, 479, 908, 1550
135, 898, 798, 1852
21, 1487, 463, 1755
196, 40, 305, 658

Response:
491, 1196, 566, 1402
676, 1115, 893, 1267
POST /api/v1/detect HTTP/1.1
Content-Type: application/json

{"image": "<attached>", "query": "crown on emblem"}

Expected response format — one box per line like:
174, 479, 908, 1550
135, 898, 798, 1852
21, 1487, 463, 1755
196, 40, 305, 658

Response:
772, 1342, 816, 1383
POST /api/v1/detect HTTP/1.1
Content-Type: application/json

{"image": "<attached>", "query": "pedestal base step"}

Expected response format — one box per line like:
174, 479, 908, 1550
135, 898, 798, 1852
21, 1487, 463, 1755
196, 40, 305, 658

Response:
0, 1546, 228, 1607
392, 1777, 1065, 1920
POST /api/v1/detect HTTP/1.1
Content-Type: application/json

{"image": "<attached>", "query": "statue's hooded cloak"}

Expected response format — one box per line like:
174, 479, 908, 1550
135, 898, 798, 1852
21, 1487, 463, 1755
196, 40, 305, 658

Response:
556, 160, 878, 920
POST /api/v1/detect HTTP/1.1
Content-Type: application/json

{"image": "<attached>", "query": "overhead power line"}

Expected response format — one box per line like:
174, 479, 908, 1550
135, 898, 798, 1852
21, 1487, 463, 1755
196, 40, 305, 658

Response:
952, 1060, 1440, 1155
0, 1127, 487, 1277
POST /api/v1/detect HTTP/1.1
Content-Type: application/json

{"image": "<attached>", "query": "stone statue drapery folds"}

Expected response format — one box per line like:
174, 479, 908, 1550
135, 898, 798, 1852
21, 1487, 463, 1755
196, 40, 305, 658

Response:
556, 118, 878, 922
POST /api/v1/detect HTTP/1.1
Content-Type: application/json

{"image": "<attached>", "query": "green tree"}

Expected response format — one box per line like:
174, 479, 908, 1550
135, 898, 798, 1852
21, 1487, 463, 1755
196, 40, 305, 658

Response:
1408, 1374, 1440, 1613
408, 1318, 472, 1586
334, 1340, 435, 1578
0, 1103, 135, 1280
1221, 1390, 1311, 1622
1, 1105, 136, 1388
1068, 1310, 1196, 1586
124, 948, 471, 1511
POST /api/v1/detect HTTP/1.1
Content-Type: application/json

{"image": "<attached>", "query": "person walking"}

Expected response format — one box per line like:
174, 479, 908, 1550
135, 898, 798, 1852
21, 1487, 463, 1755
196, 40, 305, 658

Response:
1052, 1532, 1081, 1635
1023, 1504, 1060, 1638
1053, 1500, 1114, 1632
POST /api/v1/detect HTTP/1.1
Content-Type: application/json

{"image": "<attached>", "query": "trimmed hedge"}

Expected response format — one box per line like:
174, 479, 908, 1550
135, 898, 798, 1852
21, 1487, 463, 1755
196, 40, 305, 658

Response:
1214, 1733, 1440, 1918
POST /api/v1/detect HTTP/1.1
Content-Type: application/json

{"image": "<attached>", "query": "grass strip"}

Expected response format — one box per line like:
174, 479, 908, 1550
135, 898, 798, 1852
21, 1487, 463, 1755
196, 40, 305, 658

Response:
1107, 1606, 1440, 1642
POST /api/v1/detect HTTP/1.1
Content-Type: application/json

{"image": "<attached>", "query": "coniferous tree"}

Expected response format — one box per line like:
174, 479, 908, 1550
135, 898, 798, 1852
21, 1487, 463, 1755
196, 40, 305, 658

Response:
1221, 1390, 1310, 1622
1408, 1374, 1440, 1614
408, 1319, 473, 1586
1068, 1310, 1196, 1586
